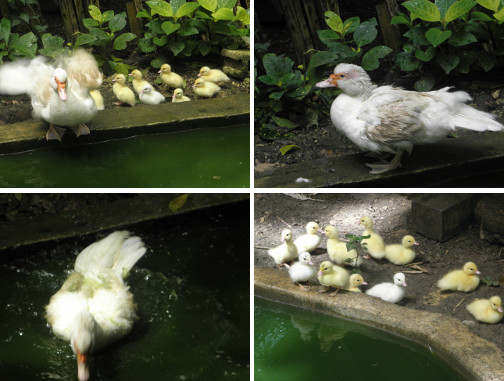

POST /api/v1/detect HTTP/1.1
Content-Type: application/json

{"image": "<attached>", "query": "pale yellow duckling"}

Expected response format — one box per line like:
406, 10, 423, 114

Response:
359, 216, 385, 259
198, 66, 230, 84
466, 296, 504, 324
317, 260, 350, 297
158, 63, 185, 89
172, 88, 190, 103
294, 221, 321, 253
384, 235, 419, 265
193, 78, 221, 98
345, 273, 368, 292
324, 225, 362, 267
438, 262, 481, 292
129, 69, 151, 95
89, 89, 104, 110
268, 229, 298, 268
112, 74, 136, 107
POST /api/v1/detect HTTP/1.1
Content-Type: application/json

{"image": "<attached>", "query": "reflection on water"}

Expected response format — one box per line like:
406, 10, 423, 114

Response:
255, 297, 466, 381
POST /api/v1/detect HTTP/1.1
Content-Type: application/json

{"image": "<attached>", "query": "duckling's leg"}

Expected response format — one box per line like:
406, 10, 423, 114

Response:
46, 124, 67, 142
328, 288, 341, 297
297, 282, 310, 291
318, 286, 330, 293
68, 124, 90, 137
365, 149, 405, 174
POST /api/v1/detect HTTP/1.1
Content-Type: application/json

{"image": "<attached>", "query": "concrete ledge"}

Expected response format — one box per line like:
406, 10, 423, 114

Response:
255, 267, 504, 381
0, 95, 249, 154
254, 133, 504, 188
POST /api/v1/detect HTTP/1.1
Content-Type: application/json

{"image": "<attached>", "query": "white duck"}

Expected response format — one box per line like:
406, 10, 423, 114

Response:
159, 63, 185, 89
288, 252, 317, 289
366, 272, 407, 303
0, 49, 102, 141
324, 225, 362, 267
193, 78, 221, 98
294, 221, 321, 253
139, 84, 165, 105
198, 66, 230, 84
316, 63, 504, 173
172, 88, 191, 103
112, 73, 136, 107
268, 229, 298, 268
45, 231, 146, 381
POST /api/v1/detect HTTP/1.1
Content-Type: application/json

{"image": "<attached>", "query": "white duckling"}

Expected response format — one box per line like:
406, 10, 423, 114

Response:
384, 235, 419, 265
139, 84, 165, 105
466, 296, 504, 324
0, 49, 102, 141
172, 88, 190, 103
288, 252, 317, 290
438, 262, 481, 292
158, 63, 185, 89
359, 216, 385, 259
198, 66, 230, 84
193, 78, 221, 98
294, 221, 321, 253
268, 229, 298, 268
316, 63, 503, 174
366, 272, 407, 303
317, 260, 350, 296
345, 273, 368, 292
89, 89, 104, 110
45, 231, 146, 381
129, 69, 151, 95
324, 225, 362, 267
112, 73, 136, 107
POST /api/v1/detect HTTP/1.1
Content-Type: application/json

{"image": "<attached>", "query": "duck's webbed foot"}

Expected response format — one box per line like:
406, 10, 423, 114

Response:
365, 149, 405, 174
46, 124, 67, 142
68, 124, 90, 137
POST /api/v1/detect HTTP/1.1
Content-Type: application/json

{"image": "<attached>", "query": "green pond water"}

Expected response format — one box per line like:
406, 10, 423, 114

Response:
255, 297, 466, 381
0, 126, 249, 188
0, 203, 250, 380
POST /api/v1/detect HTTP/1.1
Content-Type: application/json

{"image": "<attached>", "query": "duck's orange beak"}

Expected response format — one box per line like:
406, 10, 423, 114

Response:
55, 78, 67, 101
315, 73, 341, 88
76, 348, 89, 381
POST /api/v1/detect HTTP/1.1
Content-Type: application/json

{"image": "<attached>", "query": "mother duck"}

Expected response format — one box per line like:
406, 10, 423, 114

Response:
45, 231, 146, 381
316, 63, 504, 174
0, 49, 103, 141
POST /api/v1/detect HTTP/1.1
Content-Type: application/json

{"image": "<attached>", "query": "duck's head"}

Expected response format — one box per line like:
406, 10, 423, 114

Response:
298, 252, 313, 265
113, 74, 126, 84
51, 68, 67, 101
70, 311, 95, 381
359, 216, 372, 229
306, 221, 320, 235
193, 78, 205, 89
402, 235, 419, 248
316, 63, 373, 97
393, 272, 407, 287
463, 262, 480, 276
172, 88, 184, 99
140, 85, 152, 95
318, 261, 333, 277
159, 64, 171, 74
199, 66, 211, 77
129, 69, 142, 80
323, 225, 337, 238
281, 229, 292, 242
490, 296, 503, 313
350, 273, 367, 287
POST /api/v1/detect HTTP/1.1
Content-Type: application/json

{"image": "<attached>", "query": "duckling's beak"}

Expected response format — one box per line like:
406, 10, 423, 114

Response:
414, 242, 419, 246
362, 281, 368, 286
317, 270, 322, 277
499, 307, 503, 313
55, 78, 67, 101
158, 69, 162, 74
475, 270, 481, 275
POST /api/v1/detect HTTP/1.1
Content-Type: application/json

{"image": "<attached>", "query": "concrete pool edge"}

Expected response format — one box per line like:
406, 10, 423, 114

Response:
255, 267, 504, 381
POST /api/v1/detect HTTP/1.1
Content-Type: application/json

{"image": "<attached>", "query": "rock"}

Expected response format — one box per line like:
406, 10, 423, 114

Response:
221, 49, 250, 80
474, 195, 504, 245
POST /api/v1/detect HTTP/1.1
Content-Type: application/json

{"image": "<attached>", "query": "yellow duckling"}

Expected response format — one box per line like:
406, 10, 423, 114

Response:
438, 262, 481, 292
384, 235, 419, 265
158, 63, 185, 89
193, 78, 221, 98
317, 260, 350, 296
345, 273, 368, 292
466, 296, 504, 324
198, 66, 230, 84
129, 69, 151, 95
112, 74, 136, 107
324, 225, 362, 267
268, 229, 298, 268
89, 89, 104, 110
359, 216, 385, 259
172, 88, 190, 103
294, 221, 321, 253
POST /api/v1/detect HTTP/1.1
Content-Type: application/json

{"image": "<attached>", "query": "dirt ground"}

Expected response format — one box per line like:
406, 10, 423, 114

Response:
254, 193, 504, 353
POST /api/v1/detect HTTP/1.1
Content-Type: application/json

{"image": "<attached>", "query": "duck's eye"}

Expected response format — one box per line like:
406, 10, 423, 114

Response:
340, 74, 346, 78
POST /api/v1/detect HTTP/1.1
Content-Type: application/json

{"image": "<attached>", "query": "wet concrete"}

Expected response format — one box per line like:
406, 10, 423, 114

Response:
255, 267, 504, 381
0, 95, 249, 154
254, 133, 504, 188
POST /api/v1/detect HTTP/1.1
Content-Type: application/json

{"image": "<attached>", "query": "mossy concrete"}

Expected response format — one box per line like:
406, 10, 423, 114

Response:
255, 133, 504, 188
0, 95, 249, 154
255, 267, 504, 381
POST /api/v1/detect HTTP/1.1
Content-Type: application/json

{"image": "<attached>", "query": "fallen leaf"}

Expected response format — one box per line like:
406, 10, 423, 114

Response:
169, 194, 189, 213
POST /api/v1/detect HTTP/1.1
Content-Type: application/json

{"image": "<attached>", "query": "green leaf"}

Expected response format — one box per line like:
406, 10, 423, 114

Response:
395, 52, 421, 71
137, 37, 156, 53
212, 8, 235, 21
354, 18, 378, 48
494, 7, 504, 22
150, 56, 166, 68
414, 75, 436, 91
403, 0, 441, 21
10, 32, 37, 57
280, 145, 300, 155
436, 0, 457, 19
175, 2, 200, 19
74, 33, 97, 48
177, 24, 199, 36
198, 0, 218, 12
167, 40, 184, 55
0, 18, 11, 45
425, 27, 452, 47
445, 0, 476, 23
236, 7, 250, 25
218, 0, 238, 9
318, 29, 341, 45
272, 116, 299, 129
147, 1, 173, 17
161, 21, 181, 35
169, 194, 189, 213
262, 53, 294, 80
470, 11, 493, 21
478, 50, 496, 71
258, 74, 278, 86
477, 0, 500, 11
308, 50, 339, 69
109, 13, 127, 33
113, 32, 136, 50
83, 18, 99, 29
448, 30, 477, 46
343, 16, 360, 35
415, 45, 436, 61
287, 84, 312, 99
361, 45, 393, 70
39, 33, 65, 57
153, 34, 168, 46
102, 10, 114, 23
269, 91, 286, 101
197, 40, 211, 55
324, 11, 344, 34
436, 53, 460, 73
136, 10, 151, 19
404, 26, 430, 45
391, 14, 411, 25
88, 4, 102, 22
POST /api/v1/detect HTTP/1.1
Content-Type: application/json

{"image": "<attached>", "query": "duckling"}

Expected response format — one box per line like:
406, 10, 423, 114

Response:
317, 260, 350, 297
89, 89, 104, 110
172, 88, 190, 103
438, 262, 481, 292
112, 74, 136, 107
129, 69, 151, 95
198, 66, 230, 84
324, 225, 362, 267
345, 273, 368, 293
268, 229, 298, 268
288, 252, 317, 290
359, 216, 385, 259
294, 222, 321, 253
139, 84, 165, 105
159, 63, 185, 89
384, 235, 419, 265
466, 296, 504, 324
366, 272, 407, 303
193, 78, 221, 98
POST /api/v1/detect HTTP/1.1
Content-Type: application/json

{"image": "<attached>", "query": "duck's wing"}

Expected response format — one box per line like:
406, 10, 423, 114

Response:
0, 57, 53, 100
59, 49, 103, 90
